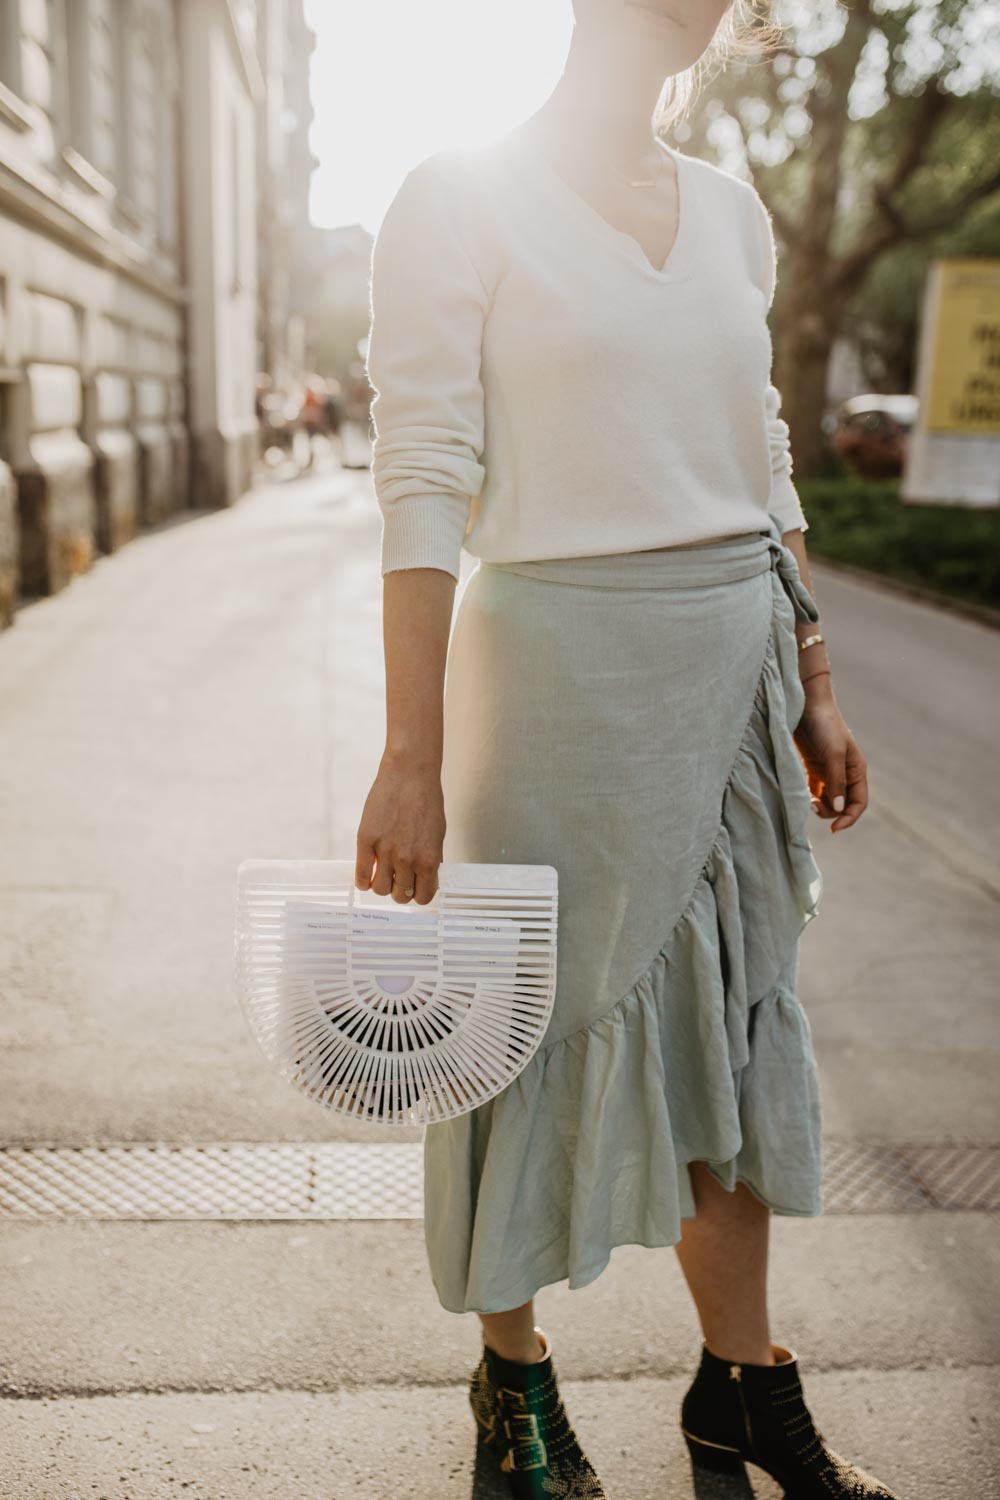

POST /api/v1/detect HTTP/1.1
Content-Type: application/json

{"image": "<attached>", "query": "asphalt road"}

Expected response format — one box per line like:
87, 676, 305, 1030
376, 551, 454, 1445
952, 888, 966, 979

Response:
799, 549, 1000, 901
1, 464, 997, 1498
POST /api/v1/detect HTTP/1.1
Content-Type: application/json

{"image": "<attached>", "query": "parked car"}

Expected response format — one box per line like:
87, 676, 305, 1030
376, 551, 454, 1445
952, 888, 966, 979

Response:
827, 393, 919, 481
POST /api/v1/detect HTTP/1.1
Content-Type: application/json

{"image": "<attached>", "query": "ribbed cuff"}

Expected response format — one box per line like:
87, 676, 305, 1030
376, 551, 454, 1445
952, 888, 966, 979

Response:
769, 474, 809, 535
379, 494, 470, 581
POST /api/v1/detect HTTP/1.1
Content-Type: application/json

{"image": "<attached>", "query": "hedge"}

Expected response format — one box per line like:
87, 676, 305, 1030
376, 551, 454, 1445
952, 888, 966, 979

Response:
796, 478, 1000, 611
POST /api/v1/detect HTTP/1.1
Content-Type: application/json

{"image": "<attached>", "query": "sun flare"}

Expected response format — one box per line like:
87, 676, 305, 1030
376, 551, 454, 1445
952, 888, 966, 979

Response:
304, 0, 573, 233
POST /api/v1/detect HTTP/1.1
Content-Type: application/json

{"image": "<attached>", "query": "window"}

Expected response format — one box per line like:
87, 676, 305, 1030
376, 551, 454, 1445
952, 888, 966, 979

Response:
61, 0, 95, 160
0, 0, 23, 97
52, 0, 115, 194
152, 5, 179, 251
110, 0, 135, 205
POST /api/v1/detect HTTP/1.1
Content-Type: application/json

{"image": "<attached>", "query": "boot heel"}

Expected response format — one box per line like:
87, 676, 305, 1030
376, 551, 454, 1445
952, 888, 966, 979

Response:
682, 1427, 745, 1475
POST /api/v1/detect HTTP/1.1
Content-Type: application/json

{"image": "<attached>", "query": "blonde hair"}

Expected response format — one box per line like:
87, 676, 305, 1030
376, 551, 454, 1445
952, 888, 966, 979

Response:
654, 1, 785, 133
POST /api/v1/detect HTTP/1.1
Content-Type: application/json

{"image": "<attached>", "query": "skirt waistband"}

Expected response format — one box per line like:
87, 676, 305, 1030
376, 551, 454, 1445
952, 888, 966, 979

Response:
478, 517, 820, 623
481, 528, 771, 591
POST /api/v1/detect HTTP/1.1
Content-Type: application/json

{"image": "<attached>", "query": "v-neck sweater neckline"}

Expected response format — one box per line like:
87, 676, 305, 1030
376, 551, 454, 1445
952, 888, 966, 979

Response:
503, 133, 700, 285
366, 139, 811, 581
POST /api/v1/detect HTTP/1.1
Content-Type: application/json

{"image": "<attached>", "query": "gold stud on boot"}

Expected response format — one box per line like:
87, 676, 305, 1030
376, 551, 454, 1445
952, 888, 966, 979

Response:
469, 1325, 608, 1498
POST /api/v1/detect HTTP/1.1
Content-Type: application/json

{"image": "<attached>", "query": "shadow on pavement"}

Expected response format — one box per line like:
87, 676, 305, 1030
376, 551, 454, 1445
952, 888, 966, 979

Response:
469, 1433, 758, 1498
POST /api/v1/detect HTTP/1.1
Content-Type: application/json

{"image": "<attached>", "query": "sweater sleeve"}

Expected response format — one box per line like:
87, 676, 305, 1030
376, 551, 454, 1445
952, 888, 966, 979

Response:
365, 157, 490, 580
743, 181, 809, 536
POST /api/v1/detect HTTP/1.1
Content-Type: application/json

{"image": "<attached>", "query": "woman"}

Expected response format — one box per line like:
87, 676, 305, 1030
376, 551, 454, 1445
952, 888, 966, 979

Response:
358, 2, 892, 1496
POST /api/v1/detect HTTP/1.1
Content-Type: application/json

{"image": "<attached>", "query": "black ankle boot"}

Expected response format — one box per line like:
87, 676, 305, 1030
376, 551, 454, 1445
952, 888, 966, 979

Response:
680, 1340, 899, 1498
469, 1326, 608, 1498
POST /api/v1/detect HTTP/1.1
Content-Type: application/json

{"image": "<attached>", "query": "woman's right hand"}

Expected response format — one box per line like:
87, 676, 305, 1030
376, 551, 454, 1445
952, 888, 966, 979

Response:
355, 752, 446, 905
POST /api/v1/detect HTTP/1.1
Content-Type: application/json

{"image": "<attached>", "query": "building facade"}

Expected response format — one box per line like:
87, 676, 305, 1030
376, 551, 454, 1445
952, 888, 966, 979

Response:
256, 0, 316, 392
0, 0, 315, 629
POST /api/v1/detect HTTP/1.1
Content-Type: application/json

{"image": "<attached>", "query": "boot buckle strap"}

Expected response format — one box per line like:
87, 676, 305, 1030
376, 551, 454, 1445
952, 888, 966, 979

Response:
500, 1411, 548, 1471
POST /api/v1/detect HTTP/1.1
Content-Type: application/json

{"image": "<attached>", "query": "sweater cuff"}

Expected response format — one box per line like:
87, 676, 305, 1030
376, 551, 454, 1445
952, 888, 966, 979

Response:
379, 494, 470, 581
769, 473, 809, 536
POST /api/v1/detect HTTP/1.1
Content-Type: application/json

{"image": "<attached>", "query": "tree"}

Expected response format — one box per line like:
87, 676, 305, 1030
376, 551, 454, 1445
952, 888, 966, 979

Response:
682, 0, 1000, 478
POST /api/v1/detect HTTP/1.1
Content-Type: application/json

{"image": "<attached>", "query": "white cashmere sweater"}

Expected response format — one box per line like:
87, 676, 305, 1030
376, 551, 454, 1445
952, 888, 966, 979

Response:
366, 133, 808, 582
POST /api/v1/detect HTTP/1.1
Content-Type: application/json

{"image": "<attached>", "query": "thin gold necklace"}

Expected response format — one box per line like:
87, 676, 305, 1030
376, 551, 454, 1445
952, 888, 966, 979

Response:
608, 147, 666, 190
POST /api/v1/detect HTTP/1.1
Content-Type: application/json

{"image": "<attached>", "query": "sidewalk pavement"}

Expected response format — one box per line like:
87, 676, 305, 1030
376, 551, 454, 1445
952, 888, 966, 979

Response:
0, 466, 997, 1498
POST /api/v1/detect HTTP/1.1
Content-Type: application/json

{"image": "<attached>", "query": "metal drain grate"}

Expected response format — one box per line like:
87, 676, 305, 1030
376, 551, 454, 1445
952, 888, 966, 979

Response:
824, 1141, 1000, 1213
0, 1140, 996, 1221
0, 1143, 424, 1220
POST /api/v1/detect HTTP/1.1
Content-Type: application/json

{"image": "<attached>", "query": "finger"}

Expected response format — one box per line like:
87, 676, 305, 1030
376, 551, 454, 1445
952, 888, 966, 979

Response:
370, 847, 395, 897
800, 759, 829, 817
390, 863, 417, 904
810, 781, 840, 821
822, 751, 848, 820
356, 835, 376, 891
412, 861, 440, 906
832, 755, 869, 833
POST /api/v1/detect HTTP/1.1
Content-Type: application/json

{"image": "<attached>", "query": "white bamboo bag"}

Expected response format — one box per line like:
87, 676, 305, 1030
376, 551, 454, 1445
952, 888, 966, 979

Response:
235, 859, 559, 1125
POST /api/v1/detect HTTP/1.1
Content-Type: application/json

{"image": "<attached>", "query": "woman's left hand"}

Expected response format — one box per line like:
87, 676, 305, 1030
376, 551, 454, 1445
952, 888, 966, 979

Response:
793, 689, 869, 834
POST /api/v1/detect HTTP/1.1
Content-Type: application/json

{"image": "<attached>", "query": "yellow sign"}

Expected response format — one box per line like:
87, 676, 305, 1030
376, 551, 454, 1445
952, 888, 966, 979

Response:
926, 259, 1000, 434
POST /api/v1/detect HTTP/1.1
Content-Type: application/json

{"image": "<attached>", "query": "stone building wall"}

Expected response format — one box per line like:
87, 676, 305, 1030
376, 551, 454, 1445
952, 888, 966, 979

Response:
0, 0, 306, 626
0, 0, 189, 611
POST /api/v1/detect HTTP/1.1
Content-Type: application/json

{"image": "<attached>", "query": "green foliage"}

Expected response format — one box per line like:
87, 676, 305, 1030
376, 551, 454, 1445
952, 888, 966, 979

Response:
842, 93, 1000, 385
797, 476, 1000, 609
682, 4, 1000, 412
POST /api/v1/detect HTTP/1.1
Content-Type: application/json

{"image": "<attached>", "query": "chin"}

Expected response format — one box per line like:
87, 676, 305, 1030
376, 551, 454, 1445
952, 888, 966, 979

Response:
625, 0, 688, 25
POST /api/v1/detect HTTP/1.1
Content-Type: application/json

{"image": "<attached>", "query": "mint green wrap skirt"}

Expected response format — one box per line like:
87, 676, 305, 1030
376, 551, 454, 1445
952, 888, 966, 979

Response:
428, 515, 825, 1315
